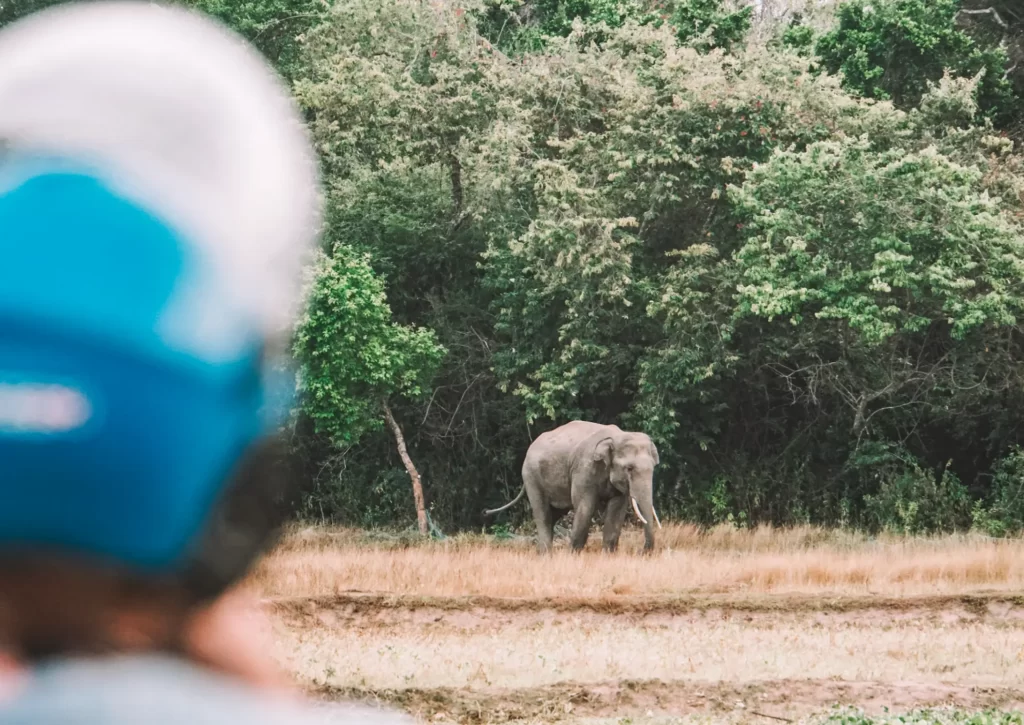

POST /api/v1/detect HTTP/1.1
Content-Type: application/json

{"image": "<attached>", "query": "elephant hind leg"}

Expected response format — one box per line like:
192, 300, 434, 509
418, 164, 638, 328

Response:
602, 495, 629, 553
526, 487, 555, 554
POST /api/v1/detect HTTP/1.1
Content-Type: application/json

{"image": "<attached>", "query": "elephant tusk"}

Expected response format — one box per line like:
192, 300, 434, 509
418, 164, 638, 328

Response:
631, 497, 649, 525
652, 506, 662, 530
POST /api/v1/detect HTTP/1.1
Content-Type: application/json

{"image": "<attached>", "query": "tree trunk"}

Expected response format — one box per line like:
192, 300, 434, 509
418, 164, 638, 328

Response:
448, 150, 463, 216
383, 401, 428, 535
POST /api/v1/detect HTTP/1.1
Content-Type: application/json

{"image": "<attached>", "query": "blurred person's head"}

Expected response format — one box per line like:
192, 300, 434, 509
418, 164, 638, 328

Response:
0, 1, 319, 664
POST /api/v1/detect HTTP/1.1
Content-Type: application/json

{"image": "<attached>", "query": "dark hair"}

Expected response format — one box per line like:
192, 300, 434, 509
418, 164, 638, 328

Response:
0, 555, 190, 661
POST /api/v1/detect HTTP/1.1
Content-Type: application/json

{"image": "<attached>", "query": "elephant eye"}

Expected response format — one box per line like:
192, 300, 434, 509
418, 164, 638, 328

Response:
625, 463, 635, 472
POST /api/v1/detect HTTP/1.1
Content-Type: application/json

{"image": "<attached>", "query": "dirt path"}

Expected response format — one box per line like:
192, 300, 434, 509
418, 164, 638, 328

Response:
268, 593, 1024, 723
317, 679, 1024, 723
268, 591, 1024, 626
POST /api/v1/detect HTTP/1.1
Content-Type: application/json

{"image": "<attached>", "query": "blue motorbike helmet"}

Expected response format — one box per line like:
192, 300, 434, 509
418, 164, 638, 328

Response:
0, 2, 321, 599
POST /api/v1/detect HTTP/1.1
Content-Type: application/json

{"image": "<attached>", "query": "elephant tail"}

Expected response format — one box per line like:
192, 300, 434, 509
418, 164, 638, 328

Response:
482, 486, 526, 517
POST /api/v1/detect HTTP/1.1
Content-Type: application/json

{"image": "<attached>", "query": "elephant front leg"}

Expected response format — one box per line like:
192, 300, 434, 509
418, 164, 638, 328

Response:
602, 495, 629, 553
569, 492, 598, 552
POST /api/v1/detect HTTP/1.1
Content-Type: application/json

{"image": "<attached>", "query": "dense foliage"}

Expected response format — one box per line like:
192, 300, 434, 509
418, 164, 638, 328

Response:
816, 0, 1020, 123
10, 0, 1024, 535
293, 245, 444, 447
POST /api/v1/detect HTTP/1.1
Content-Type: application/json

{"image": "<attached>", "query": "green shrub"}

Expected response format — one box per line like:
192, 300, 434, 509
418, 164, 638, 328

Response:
857, 445, 970, 534
816, 0, 1020, 125
780, 22, 815, 55
973, 446, 1024, 536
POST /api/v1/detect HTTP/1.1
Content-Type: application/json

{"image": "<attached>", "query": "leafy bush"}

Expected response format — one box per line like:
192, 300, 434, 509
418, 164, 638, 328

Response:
669, 0, 752, 51
476, 0, 750, 52
855, 444, 970, 534
816, 0, 1020, 125
973, 446, 1024, 536
780, 22, 816, 56
731, 136, 1024, 344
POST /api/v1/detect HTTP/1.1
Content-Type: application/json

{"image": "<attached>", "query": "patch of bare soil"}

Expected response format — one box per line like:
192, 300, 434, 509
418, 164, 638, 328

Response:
266, 591, 1024, 629
271, 592, 1024, 721
314, 678, 1024, 723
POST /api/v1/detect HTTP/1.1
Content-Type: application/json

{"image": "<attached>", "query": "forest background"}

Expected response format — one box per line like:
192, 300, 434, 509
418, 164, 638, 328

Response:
6, 0, 1024, 537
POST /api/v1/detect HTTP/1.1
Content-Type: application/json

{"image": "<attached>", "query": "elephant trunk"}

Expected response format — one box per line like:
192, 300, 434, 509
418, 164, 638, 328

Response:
629, 477, 658, 552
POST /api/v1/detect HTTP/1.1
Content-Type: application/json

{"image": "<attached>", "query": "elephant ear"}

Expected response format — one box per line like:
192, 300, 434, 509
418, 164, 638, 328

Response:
649, 439, 660, 465
592, 437, 614, 465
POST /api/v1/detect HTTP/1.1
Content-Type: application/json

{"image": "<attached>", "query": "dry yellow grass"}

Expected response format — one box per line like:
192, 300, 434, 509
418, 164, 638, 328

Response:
252, 524, 1024, 723
272, 605, 1024, 691
248, 523, 1024, 600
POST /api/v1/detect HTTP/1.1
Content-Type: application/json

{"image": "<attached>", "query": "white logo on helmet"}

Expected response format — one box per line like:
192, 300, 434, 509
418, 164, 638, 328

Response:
0, 383, 92, 433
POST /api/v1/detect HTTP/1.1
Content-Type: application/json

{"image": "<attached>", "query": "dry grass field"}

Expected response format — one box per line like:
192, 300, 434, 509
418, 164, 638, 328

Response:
246, 524, 1024, 724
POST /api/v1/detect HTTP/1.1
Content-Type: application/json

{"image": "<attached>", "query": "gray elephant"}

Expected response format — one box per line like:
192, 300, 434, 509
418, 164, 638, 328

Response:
484, 421, 661, 553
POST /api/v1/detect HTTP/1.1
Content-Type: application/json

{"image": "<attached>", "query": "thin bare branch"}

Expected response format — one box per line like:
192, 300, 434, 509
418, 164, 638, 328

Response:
957, 7, 1009, 30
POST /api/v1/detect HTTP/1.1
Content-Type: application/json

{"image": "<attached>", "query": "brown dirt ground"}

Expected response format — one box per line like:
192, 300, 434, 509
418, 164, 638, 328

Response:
266, 593, 1024, 722
266, 591, 1024, 626
313, 678, 1024, 723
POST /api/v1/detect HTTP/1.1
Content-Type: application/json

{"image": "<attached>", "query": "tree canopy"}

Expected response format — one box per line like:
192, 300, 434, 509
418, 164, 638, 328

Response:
816, 0, 1020, 124
9, 0, 1024, 535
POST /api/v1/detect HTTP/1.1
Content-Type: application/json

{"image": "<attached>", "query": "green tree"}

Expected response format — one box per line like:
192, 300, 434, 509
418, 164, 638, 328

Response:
670, 0, 753, 51
777, 16, 816, 55
293, 0, 1024, 533
475, 0, 752, 53
293, 245, 445, 534
528, 0, 644, 38
958, 0, 1024, 135
731, 138, 1024, 343
973, 446, 1024, 536
816, 0, 1020, 125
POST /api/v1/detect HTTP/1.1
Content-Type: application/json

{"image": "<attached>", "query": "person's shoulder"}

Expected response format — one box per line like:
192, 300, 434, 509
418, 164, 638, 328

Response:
0, 655, 413, 725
